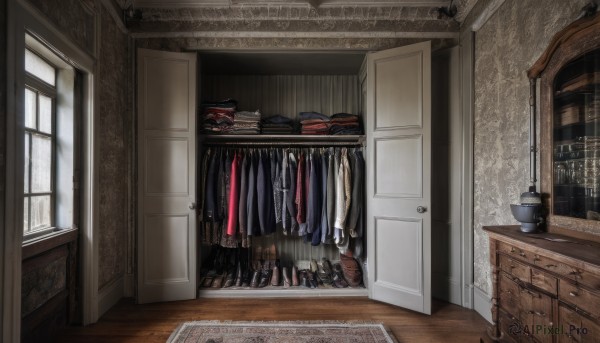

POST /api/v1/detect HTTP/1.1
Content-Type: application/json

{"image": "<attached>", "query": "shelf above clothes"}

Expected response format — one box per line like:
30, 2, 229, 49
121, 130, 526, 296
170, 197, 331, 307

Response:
200, 134, 366, 147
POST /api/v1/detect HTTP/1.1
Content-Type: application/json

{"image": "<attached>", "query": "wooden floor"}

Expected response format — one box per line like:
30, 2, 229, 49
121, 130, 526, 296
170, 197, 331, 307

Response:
56, 297, 488, 342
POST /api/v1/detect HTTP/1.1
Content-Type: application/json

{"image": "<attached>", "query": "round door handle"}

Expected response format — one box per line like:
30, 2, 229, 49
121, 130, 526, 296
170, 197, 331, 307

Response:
189, 202, 196, 210
417, 206, 427, 213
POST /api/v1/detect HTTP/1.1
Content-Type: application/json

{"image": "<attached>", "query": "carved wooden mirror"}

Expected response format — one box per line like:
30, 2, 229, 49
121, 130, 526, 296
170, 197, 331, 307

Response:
529, 10, 600, 235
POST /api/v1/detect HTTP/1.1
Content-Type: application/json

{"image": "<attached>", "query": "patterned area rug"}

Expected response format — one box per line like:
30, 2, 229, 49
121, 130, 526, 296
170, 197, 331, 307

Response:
167, 321, 398, 342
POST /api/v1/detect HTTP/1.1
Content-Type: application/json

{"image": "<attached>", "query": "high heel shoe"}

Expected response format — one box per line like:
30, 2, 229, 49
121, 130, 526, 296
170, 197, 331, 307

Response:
282, 267, 291, 289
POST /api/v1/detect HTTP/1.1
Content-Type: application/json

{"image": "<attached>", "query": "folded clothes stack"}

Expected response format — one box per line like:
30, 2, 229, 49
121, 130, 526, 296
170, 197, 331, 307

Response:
202, 99, 237, 134
261, 115, 296, 134
329, 113, 362, 135
300, 112, 330, 135
232, 110, 261, 135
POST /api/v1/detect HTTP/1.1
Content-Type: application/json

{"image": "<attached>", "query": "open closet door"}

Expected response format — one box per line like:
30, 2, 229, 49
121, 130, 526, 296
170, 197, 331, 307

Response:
366, 41, 432, 314
137, 48, 197, 303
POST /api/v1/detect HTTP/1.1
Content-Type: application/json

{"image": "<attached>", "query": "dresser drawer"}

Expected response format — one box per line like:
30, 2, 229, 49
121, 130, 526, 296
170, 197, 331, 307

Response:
559, 282, 600, 320
499, 272, 522, 318
500, 254, 532, 284
538, 258, 600, 292
558, 304, 600, 343
532, 268, 558, 295
518, 287, 554, 343
498, 242, 534, 264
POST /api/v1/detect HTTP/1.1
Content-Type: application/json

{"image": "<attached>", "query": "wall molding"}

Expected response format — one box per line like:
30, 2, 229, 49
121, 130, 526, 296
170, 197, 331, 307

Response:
471, 0, 506, 32
459, 28, 475, 310
131, 30, 459, 40
98, 276, 124, 317
474, 286, 493, 323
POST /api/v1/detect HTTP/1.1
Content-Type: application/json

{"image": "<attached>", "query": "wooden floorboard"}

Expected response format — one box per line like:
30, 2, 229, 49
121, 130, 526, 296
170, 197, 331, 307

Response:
56, 297, 488, 342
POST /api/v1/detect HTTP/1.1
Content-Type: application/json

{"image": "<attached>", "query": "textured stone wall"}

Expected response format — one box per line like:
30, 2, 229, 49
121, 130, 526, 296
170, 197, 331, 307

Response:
25, 0, 96, 55
470, 0, 589, 296
97, 5, 130, 290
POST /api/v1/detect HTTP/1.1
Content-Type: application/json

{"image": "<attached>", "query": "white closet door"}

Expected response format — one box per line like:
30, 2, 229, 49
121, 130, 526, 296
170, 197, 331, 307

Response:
366, 41, 432, 314
137, 48, 197, 303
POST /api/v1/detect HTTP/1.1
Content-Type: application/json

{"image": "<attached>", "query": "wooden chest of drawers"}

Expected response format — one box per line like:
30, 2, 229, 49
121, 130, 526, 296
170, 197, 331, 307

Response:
483, 226, 600, 343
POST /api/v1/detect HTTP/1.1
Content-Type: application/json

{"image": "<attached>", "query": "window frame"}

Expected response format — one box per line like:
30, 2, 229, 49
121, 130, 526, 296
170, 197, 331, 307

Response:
23, 49, 58, 238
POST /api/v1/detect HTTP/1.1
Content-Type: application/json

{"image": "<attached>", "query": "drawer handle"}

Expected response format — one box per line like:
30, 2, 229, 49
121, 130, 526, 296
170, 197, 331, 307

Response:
528, 310, 546, 317
569, 291, 578, 297
533, 255, 541, 262
519, 252, 526, 257
523, 289, 540, 298
510, 247, 516, 253
569, 270, 582, 279
546, 264, 557, 268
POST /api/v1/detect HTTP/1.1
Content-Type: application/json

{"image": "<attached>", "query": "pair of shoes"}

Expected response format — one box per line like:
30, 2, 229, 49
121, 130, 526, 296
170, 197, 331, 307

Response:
316, 258, 334, 287
339, 253, 362, 287
259, 261, 272, 288
332, 263, 349, 288
211, 271, 226, 288
299, 270, 318, 289
291, 265, 299, 286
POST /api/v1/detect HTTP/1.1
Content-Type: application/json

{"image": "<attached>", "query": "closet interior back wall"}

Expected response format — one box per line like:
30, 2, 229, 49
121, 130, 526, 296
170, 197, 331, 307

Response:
200, 75, 362, 119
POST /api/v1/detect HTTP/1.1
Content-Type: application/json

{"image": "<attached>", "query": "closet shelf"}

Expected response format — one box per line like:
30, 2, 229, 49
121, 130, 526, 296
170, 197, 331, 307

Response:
200, 134, 365, 147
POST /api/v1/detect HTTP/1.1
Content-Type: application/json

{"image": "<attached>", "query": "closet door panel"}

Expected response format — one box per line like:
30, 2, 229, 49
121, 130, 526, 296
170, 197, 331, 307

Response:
374, 136, 422, 197
137, 48, 197, 304
367, 41, 431, 314
374, 217, 422, 292
144, 137, 189, 195
143, 59, 191, 130
374, 52, 423, 130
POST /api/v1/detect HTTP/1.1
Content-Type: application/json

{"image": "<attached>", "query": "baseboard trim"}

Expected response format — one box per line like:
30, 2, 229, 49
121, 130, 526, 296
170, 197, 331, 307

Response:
474, 286, 493, 323
124, 273, 134, 298
98, 276, 124, 318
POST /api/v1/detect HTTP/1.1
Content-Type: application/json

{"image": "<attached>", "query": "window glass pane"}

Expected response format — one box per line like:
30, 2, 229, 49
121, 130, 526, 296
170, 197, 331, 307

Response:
24, 133, 29, 193
39, 95, 52, 134
25, 50, 56, 86
25, 88, 36, 129
30, 195, 51, 231
31, 134, 51, 193
23, 197, 29, 233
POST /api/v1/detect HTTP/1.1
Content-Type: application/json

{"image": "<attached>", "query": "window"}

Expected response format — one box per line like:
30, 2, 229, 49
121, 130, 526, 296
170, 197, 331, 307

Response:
23, 35, 77, 240
24, 50, 56, 234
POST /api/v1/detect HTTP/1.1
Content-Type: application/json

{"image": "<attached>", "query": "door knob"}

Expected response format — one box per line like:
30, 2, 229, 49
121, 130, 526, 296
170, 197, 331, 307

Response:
417, 206, 427, 213
189, 202, 196, 210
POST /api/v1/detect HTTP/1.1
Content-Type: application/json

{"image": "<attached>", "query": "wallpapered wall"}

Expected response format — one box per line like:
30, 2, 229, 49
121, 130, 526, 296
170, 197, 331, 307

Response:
470, 0, 590, 296
23, 0, 131, 291
97, 5, 130, 290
